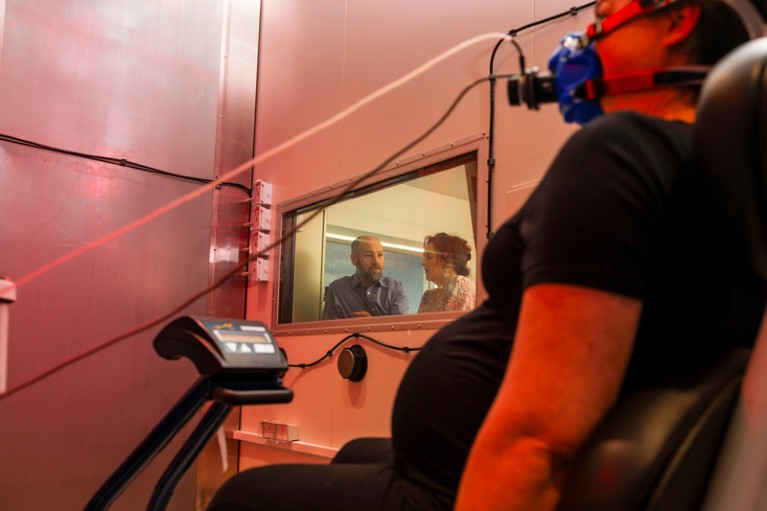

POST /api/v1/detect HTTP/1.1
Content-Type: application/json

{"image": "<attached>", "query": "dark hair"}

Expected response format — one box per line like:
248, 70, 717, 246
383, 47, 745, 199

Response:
695, 0, 753, 64
424, 233, 472, 277
661, 0, 752, 65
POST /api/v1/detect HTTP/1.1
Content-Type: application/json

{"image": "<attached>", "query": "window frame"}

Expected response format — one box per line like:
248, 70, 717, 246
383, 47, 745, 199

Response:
270, 132, 489, 336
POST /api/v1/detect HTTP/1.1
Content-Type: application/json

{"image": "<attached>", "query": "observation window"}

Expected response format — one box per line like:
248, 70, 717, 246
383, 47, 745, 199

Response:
272, 135, 488, 335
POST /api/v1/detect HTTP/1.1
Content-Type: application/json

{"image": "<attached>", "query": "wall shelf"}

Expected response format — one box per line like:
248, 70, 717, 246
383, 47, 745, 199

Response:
233, 430, 339, 459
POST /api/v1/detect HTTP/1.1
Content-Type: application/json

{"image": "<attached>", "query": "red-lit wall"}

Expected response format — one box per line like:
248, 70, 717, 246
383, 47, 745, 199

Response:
0, 1, 258, 509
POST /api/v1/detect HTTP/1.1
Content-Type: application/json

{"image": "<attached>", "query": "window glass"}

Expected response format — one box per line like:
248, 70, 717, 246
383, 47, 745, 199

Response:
274, 150, 482, 331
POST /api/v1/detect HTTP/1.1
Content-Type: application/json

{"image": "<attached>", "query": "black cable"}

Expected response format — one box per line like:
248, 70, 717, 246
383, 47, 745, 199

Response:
355, 333, 422, 353
0, 0, 602, 398
289, 336, 354, 369
0, 5, 600, 400
0, 2, 608, 401
0, 133, 251, 195
288, 333, 423, 370
485, 2, 595, 238
0, 73, 500, 402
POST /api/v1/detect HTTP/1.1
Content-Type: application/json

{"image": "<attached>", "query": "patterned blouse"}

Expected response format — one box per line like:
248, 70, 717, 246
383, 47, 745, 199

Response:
417, 275, 476, 313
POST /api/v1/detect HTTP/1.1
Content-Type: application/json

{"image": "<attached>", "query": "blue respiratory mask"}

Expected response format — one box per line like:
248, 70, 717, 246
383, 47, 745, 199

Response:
507, 31, 605, 126
507, 0, 721, 125
508, 29, 709, 126
547, 32, 604, 125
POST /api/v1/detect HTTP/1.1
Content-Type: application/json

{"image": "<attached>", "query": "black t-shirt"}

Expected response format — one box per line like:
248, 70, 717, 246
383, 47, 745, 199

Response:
391, 112, 766, 504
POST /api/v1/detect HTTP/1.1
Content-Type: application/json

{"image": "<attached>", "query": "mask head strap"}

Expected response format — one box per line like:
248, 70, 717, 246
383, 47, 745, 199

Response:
587, 0, 766, 43
586, 0, 675, 42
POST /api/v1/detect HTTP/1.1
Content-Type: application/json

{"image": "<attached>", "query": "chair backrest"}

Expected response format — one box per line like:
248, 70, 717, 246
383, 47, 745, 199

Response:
702, 317, 767, 510
557, 37, 767, 511
555, 350, 750, 511
696, 36, 767, 511
694, 38, 767, 280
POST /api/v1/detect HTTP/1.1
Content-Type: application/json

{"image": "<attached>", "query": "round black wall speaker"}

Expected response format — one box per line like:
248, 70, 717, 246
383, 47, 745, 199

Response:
337, 344, 367, 382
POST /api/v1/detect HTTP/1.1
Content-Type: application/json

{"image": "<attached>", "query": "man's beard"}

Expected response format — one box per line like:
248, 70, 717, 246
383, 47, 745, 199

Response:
360, 268, 382, 283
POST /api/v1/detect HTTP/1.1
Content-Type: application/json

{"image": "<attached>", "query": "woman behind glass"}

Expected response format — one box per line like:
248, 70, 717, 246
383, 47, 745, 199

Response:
418, 232, 476, 313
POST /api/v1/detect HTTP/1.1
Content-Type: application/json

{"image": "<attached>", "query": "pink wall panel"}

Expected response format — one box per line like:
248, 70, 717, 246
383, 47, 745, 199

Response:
0, 0, 257, 508
242, 0, 597, 464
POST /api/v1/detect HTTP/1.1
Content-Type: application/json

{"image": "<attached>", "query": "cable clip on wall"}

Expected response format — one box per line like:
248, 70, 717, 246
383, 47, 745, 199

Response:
247, 180, 273, 282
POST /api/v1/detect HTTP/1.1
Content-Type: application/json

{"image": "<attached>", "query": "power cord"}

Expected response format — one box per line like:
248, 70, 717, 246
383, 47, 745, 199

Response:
0, 72, 505, 402
485, 2, 595, 239
0, 5, 598, 401
0, 132, 251, 194
9, 32, 510, 291
288, 333, 422, 370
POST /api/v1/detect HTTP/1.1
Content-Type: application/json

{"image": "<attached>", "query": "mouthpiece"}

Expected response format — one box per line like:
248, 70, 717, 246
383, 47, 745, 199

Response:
507, 69, 557, 110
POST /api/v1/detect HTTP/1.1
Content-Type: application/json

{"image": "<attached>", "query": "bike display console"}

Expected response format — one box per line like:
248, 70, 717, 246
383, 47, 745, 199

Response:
86, 315, 292, 511
153, 315, 288, 378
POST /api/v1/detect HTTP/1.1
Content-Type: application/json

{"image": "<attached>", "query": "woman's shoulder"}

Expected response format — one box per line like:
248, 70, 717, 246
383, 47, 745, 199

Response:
454, 275, 476, 291
447, 276, 476, 311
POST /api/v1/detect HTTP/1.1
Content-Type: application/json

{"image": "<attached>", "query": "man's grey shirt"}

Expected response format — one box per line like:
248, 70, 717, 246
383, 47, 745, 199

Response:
322, 274, 409, 320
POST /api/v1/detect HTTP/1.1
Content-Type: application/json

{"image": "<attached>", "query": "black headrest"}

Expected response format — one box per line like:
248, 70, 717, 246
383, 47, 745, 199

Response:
747, 0, 767, 21
694, 37, 767, 279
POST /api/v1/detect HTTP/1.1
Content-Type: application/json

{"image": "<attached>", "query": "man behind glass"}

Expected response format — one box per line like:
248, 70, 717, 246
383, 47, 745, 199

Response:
322, 235, 409, 319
